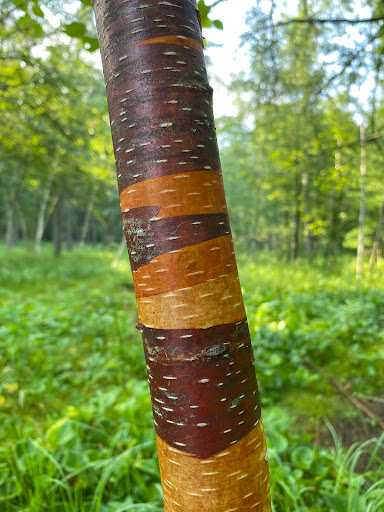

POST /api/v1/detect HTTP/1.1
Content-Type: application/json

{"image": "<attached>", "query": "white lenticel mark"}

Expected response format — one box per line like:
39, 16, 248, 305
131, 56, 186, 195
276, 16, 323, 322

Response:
196, 423, 208, 427
163, 376, 177, 380
198, 379, 209, 383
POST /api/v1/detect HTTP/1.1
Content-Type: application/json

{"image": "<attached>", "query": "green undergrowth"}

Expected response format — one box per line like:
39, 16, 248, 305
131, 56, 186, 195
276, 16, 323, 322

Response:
0, 245, 383, 511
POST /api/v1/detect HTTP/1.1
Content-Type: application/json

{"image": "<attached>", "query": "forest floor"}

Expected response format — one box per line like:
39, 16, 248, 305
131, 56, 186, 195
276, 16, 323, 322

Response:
0, 245, 383, 511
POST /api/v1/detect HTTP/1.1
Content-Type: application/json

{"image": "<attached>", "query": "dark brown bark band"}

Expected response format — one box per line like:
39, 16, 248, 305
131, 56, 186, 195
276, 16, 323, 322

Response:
123, 210, 230, 270
140, 320, 261, 458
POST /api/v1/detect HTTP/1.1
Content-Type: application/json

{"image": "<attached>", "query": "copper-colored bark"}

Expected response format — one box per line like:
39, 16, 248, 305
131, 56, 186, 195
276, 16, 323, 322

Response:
157, 420, 270, 511
132, 235, 236, 298
92, 0, 271, 509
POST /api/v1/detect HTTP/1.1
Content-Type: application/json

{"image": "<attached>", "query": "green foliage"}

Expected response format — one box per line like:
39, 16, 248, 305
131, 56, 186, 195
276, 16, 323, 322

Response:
0, 247, 383, 510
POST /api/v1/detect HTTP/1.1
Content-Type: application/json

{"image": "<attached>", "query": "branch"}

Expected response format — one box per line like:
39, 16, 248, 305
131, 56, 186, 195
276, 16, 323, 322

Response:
209, 0, 227, 9
261, 15, 384, 30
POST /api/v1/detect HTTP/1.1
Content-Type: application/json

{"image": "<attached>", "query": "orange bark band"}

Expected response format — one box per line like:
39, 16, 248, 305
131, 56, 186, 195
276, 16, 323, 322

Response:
134, 35, 203, 52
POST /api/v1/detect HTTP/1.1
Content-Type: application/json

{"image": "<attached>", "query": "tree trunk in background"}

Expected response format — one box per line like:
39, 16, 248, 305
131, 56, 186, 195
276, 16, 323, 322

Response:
79, 194, 96, 249
35, 174, 53, 254
302, 173, 314, 261
292, 173, 301, 260
370, 194, 384, 267
5, 198, 15, 249
16, 202, 28, 241
53, 193, 63, 257
65, 203, 73, 251
356, 124, 367, 280
111, 234, 126, 269
92, 1, 271, 510
91, 217, 97, 245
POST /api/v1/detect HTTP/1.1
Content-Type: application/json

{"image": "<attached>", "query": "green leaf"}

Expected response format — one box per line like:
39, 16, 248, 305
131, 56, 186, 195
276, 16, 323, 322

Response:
133, 458, 159, 477
46, 418, 78, 449
63, 22, 86, 38
61, 449, 89, 471
213, 19, 224, 30
323, 493, 348, 512
198, 0, 211, 27
18, 13, 30, 28
31, 21, 43, 37
267, 431, 288, 454
291, 445, 314, 469
32, 4, 44, 17
84, 37, 100, 52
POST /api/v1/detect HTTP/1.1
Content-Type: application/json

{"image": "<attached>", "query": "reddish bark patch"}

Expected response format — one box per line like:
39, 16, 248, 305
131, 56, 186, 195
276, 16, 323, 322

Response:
140, 320, 261, 458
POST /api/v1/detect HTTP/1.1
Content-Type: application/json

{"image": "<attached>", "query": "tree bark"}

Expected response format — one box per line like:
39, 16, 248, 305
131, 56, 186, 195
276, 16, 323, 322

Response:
292, 173, 301, 260
35, 174, 53, 254
53, 193, 63, 257
92, 1, 271, 510
356, 123, 366, 280
79, 191, 97, 249
15, 201, 28, 241
65, 203, 73, 252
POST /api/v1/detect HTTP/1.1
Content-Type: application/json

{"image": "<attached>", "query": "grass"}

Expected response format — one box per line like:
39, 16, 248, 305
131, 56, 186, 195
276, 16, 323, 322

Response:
0, 245, 383, 511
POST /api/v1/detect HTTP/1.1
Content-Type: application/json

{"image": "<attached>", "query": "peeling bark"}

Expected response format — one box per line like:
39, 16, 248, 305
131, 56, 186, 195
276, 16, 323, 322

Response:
92, 1, 271, 510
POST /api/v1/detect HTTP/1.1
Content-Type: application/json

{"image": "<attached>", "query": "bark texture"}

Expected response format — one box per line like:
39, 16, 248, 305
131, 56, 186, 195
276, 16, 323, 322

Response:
92, 1, 271, 510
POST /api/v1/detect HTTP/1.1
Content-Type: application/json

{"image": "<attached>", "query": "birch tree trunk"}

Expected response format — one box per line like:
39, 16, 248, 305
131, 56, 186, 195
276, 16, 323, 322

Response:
35, 174, 53, 254
79, 194, 96, 249
356, 123, 366, 280
92, 1, 271, 510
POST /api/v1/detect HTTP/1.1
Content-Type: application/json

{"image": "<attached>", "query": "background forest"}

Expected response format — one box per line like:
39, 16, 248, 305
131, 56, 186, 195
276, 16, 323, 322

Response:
1, 0, 384, 511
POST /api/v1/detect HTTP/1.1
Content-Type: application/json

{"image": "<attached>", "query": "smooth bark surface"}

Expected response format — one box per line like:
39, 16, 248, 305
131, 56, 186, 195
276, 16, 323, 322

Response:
92, 1, 271, 510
